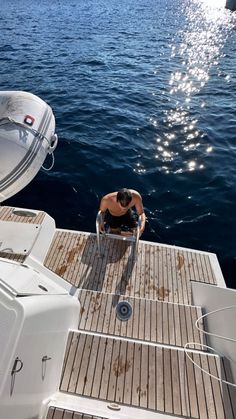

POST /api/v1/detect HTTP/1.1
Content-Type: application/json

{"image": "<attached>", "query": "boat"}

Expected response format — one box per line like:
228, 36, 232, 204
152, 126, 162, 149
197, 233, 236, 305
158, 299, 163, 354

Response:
0, 91, 235, 419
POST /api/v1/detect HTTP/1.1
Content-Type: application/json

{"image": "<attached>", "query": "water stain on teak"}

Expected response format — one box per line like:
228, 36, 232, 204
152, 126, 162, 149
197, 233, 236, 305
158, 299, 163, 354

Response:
176, 253, 184, 271
113, 356, 131, 377
55, 239, 83, 276
157, 286, 170, 301
91, 293, 101, 313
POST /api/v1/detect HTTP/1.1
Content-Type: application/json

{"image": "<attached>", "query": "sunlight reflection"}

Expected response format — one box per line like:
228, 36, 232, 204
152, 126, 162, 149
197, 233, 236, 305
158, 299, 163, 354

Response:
149, 0, 236, 176
199, 0, 225, 8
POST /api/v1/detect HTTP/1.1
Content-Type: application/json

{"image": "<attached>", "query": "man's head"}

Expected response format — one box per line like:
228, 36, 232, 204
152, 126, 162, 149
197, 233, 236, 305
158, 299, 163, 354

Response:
117, 188, 132, 208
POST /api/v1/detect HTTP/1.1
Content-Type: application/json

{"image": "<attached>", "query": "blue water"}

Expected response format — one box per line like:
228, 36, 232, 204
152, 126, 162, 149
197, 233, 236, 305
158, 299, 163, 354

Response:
1, 0, 236, 288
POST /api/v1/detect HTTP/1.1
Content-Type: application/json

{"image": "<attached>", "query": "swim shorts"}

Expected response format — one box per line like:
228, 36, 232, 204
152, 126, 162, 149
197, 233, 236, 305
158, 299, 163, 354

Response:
104, 209, 138, 231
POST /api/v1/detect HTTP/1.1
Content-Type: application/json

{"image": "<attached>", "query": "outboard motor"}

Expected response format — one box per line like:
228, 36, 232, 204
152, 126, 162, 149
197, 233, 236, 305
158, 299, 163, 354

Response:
0, 91, 58, 202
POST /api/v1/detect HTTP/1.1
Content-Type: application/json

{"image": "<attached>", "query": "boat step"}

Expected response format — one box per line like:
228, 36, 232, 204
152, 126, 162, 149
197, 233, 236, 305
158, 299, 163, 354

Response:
44, 230, 217, 305
78, 289, 205, 349
60, 331, 235, 418
46, 406, 108, 419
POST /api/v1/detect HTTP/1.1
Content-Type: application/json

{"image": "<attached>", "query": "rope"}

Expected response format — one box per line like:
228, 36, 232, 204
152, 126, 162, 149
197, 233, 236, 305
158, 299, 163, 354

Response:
184, 306, 236, 388
42, 152, 55, 171
184, 342, 236, 387
195, 305, 236, 343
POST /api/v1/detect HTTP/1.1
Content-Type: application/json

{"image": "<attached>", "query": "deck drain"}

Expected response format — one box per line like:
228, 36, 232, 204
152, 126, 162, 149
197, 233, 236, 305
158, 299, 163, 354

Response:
116, 301, 132, 321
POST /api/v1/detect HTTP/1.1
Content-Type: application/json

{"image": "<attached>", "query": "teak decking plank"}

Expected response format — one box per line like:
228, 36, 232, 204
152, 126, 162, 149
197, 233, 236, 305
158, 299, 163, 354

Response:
77, 290, 204, 348
192, 352, 208, 419
123, 339, 134, 405
107, 338, 120, 401
140, 343, 148, 408
63, 410, 73, 419
185, 351, 199, 418
91, 337, 107, 399
83, 334, 100, 397
61, 332, 230, 417
156, 347, 164, 412
76, 334, 94, 395
171, 349, 182, 416
46, 408, 108, 419
221, 358, 236, 419
69, 234, 87, 286
208, 356, 226, 419
51, 407, 64, 419
132, 297, 140, 340
131, 342, 141, 407
200, 354, 217, 419
96, 293, 109, 333
148, 344, 156, 410
168, 302, 175, 346
65, 232, 83, 282
162, 247, 169, 302
67, 333, 87, 394
60, 332, 78, 391
75, 236, 96, 289
203, 253, 217, 285
99, 337, 113, 400
106, 238, 120, 294
115, 340, 127, 404
162, 301, 169, 345
138, 298, 145, 341
54, 231, 76, 278
163, 348, 172, 414
166, 248, 174, 303
173, 303, 181, 347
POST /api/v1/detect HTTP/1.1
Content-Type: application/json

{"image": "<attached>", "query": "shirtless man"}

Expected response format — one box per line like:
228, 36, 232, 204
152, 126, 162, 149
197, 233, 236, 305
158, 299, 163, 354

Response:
99, 188, 146, 236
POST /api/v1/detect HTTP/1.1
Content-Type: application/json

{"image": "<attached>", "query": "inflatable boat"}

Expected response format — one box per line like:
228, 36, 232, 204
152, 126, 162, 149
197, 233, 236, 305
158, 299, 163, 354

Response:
0, 91, 57, 202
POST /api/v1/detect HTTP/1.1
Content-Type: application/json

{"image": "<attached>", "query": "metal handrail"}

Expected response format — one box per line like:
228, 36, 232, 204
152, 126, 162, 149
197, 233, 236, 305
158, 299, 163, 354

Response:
96, 210, 141, 259
96, 210, 103, 256
134, 215, 142, 260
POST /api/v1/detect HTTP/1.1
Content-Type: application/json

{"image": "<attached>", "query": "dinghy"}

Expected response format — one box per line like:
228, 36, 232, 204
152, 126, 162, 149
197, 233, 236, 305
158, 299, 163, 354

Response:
0, 91, 57, 202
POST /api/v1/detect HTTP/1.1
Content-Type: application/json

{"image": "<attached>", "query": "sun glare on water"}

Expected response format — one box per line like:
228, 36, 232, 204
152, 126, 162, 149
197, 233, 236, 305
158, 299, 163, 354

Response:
200, 0, 225, 7
149, 0, 235, 175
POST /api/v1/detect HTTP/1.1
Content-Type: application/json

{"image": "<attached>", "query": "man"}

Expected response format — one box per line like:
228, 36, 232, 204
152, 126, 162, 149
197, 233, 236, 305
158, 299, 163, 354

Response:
99, 188, 146, 236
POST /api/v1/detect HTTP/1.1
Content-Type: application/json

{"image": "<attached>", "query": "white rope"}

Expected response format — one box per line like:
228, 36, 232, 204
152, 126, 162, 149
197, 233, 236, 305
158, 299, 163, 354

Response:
195, 305, 236, 343
184, 342, 236, 387
184, 306, 236, 388
42, 152, 55, 171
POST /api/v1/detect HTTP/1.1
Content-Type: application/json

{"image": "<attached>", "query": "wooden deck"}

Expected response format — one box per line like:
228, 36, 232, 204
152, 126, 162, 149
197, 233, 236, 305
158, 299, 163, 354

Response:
78, 289, 204, 348
0, 206, 45, 262
44, 231, 217, 305
47, 407, 108, 419
60, 331, 235, 419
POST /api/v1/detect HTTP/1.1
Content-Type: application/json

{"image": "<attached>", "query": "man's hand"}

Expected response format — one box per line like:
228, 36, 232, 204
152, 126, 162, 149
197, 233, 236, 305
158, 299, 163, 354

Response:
99, 223, 105, 234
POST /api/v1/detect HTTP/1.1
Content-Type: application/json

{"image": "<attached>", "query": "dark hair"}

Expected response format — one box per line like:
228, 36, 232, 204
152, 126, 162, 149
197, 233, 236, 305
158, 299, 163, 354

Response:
117, 188, 132, 207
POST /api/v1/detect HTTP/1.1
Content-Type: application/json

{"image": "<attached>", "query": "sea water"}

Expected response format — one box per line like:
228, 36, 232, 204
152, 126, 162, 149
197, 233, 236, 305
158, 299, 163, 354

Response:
1, 0, 236, 288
